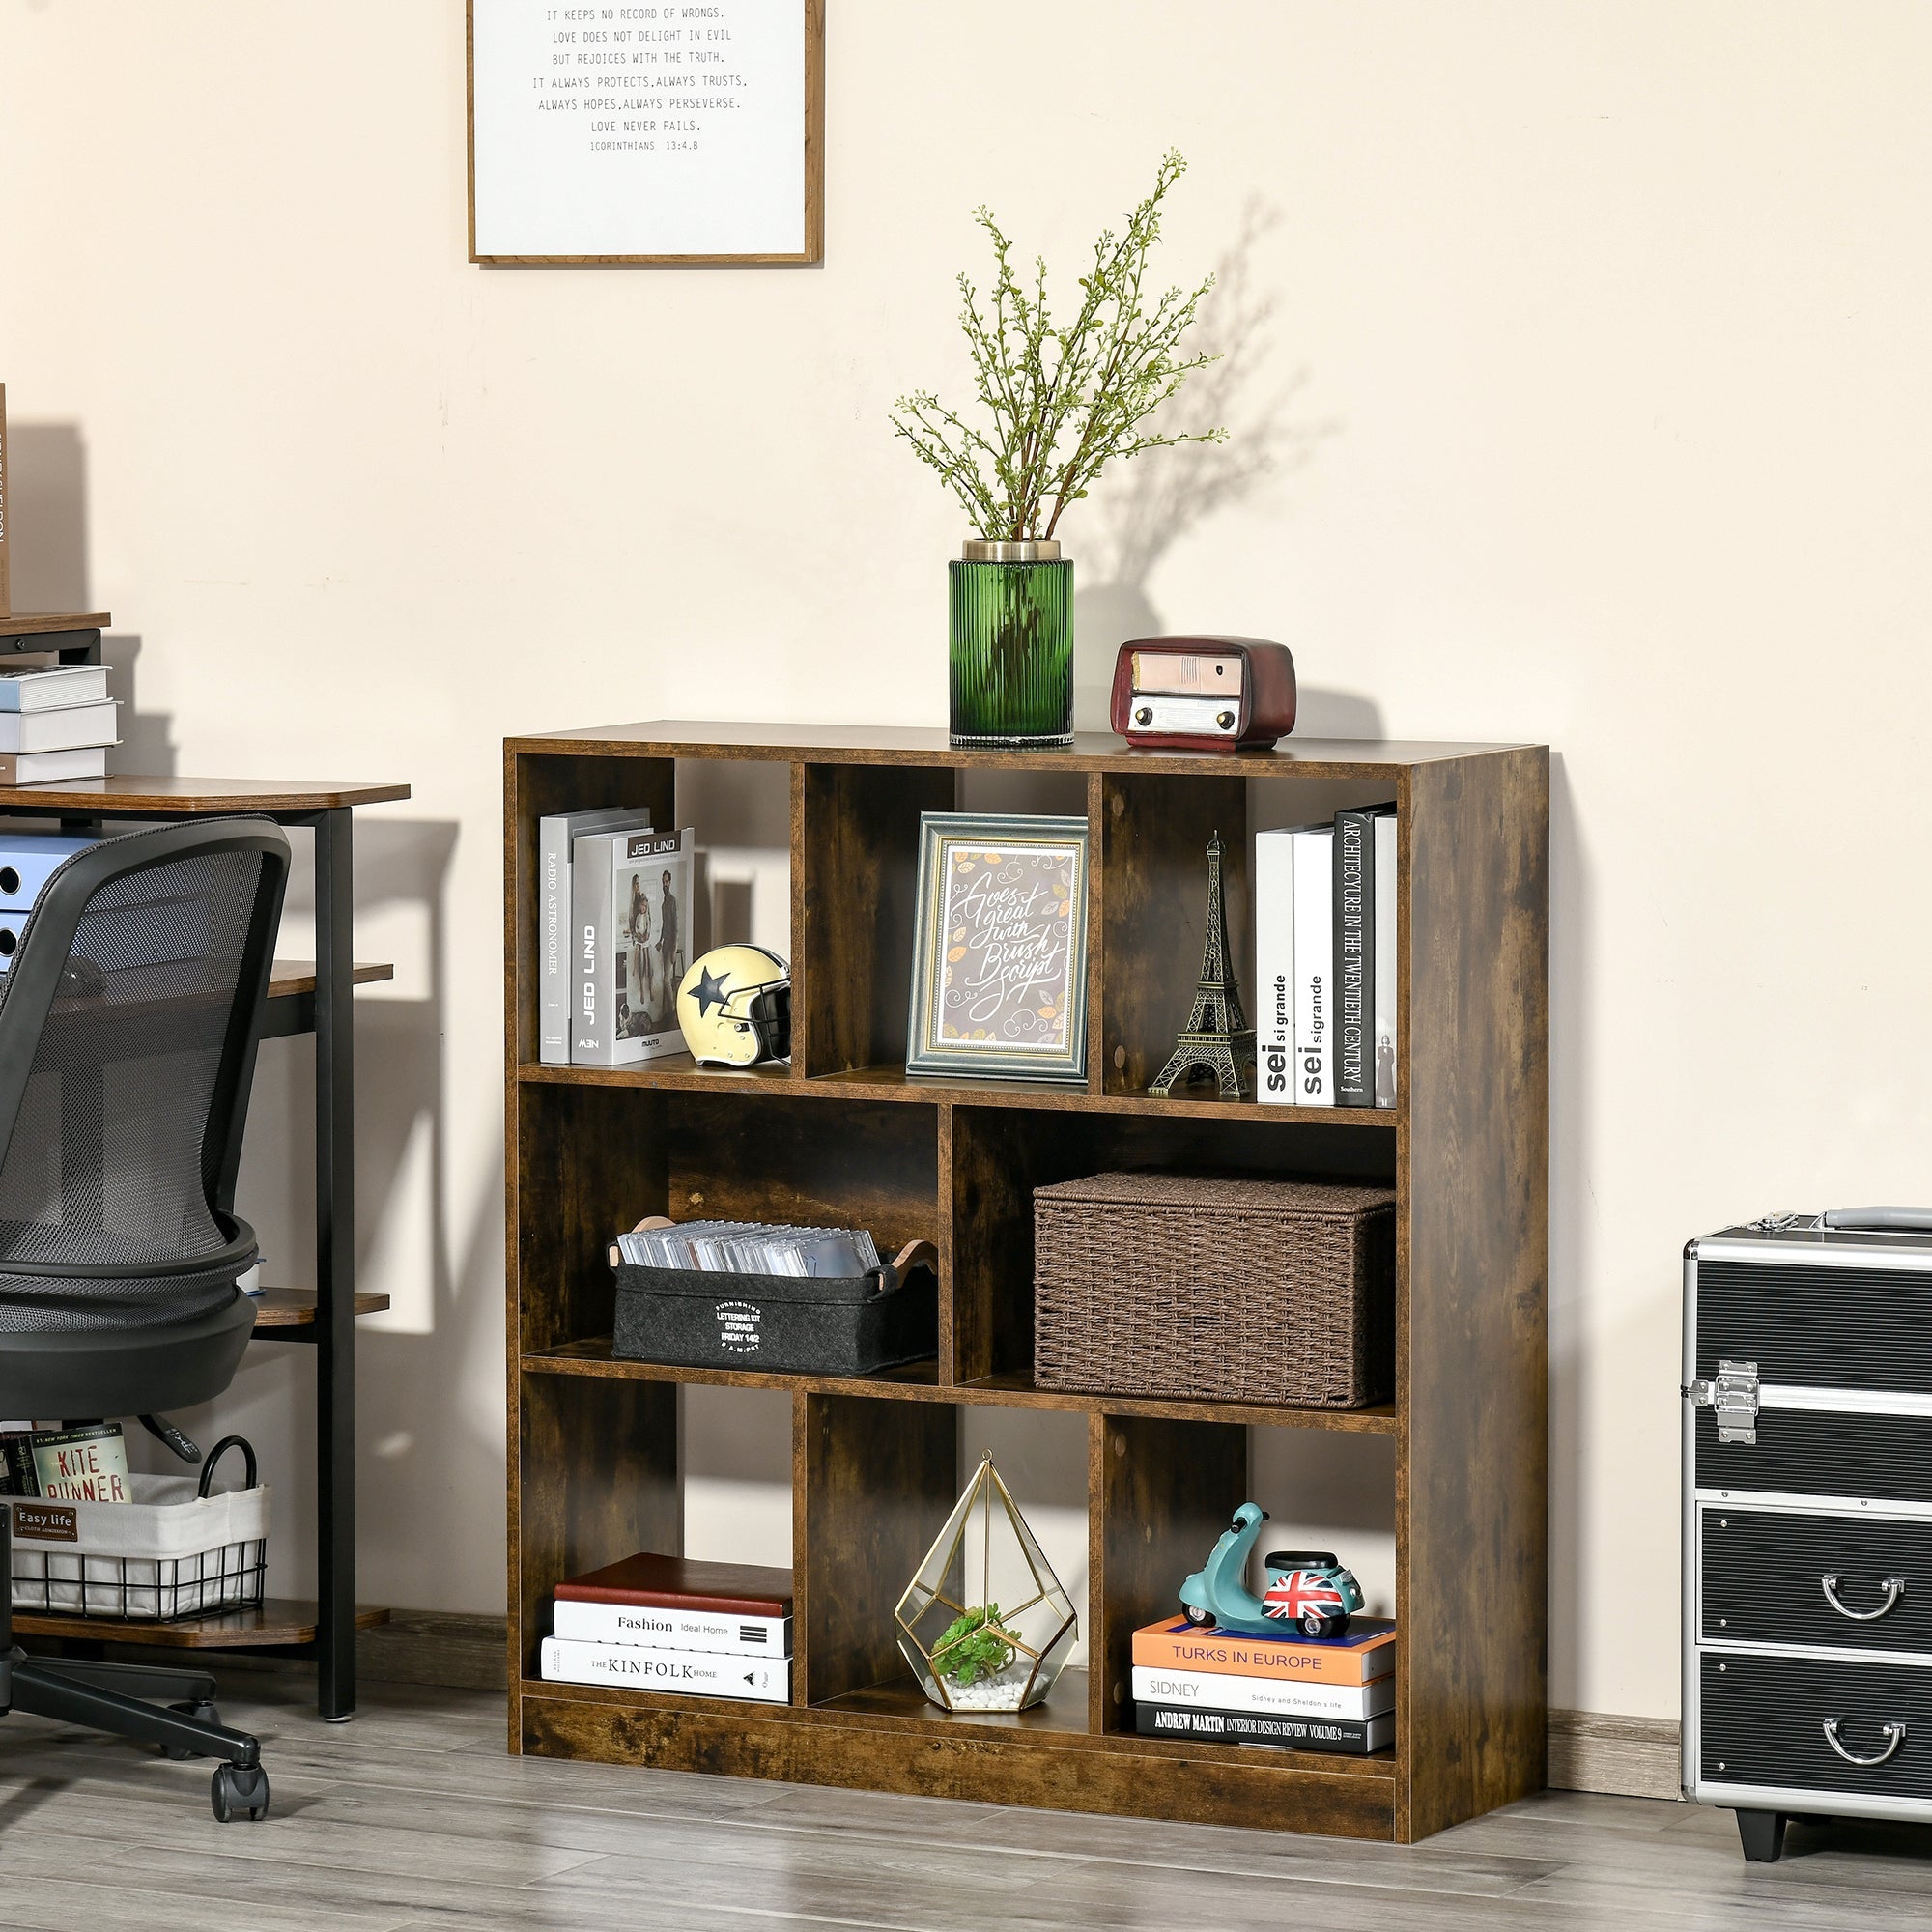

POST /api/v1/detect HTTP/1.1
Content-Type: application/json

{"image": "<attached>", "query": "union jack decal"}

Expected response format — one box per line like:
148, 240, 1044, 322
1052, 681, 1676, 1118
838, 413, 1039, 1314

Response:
1262, 1571, 1346, 1621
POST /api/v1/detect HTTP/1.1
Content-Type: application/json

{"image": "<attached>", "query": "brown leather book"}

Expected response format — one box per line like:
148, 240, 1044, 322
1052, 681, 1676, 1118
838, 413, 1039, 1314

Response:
554, 1551, 793, 1616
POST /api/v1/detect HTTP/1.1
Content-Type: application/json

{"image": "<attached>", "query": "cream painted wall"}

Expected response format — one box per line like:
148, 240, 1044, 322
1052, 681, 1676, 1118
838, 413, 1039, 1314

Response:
4, 1, 1931, 1721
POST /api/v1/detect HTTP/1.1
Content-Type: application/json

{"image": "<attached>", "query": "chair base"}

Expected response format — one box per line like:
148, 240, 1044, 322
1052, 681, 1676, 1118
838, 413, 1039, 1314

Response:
0, 1648, 270, 1820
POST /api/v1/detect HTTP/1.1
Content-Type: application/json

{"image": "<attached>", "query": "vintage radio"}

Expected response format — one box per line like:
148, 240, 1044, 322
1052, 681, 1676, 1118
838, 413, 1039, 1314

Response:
1108, 637, 1296, 751
1684, 1208, 1932, 1862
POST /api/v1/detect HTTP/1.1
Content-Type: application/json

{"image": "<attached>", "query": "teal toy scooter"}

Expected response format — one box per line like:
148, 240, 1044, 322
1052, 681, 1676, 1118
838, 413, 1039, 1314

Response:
1179, 1503, 1365, 1639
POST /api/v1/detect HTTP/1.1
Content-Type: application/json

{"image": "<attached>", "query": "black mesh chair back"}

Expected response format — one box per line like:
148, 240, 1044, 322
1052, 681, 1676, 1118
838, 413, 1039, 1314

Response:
0, 819, 290, 1336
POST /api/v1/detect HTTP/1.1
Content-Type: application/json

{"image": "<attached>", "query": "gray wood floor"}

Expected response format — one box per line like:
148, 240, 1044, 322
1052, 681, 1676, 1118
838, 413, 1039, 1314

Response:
0, 1674, 1922, 1930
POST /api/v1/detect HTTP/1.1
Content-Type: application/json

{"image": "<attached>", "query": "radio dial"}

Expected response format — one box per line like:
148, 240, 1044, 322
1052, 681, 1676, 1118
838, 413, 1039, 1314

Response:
1134, 706, 1152, 726
1216, 710, 1236, 730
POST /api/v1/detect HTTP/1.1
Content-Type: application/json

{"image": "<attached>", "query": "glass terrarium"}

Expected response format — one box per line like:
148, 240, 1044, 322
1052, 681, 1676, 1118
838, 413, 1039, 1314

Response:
895, 1454, 1078, 1713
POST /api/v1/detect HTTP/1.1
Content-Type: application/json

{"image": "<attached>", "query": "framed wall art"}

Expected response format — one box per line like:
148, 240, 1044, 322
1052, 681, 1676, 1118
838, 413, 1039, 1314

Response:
906, 813, 1090, 1086
468, 0, 823, 265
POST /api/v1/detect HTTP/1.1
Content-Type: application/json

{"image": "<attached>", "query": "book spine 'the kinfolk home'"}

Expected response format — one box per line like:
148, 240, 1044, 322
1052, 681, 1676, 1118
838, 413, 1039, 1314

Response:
550, 1600, 793, 1657
1291, 824, 1334, 1105
1128, 1665, 1396, 1721
1130, 1623, 1397, 1687
1333, 810, 1375, 1107
1134, 1702, 1395, 1754
1254, 828, 1296, 1106
538, 1636, 790, 1703
1372, 808, 1398, 1106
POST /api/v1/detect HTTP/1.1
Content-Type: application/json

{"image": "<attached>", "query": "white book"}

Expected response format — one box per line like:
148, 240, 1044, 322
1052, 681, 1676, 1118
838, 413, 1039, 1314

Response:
1130, 1665, 1395, 1721
0, 748, 106, 785
1254, 828, 1296, 1105
0, 701, 118, 755
539, 1635, 789, 1703
537, 807, 652, 1065
0, 666, 109, 712
552, 1599, 792, 1658
1290, 824, 1334, 1105
1373, 810, 1398, 1107
572, 827, 693, 1068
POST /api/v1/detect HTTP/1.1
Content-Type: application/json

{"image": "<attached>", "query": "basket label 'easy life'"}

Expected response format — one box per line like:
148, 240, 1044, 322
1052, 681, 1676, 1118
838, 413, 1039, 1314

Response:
12, 1501, 77, 1542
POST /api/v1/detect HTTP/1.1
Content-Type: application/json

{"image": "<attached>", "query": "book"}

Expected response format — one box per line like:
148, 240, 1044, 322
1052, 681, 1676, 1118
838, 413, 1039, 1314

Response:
1129, 1664, 1396, 1721
0, 701, 118, 755
0, 748, 106, 785
1131, 1617, 1397, 1686
0, 666, 111, 712
4, 1422, 129, 1502
1291, 824, 1333, 1104
571, 826, 694, 1067
555, 1551, 793, 1617
1333, 810, 1374, 1107
551, 1599, 793, 1657
1254, 827, 1296, 1106
537, 807, 653, 1065
538, 1635, 789, 1702
1372, 809, 1398, 1107
1135, 1701, 1394, 1754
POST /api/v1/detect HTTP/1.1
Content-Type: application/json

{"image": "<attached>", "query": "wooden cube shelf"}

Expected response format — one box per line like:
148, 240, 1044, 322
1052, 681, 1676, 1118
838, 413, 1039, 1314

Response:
504, 723, 1549, 1843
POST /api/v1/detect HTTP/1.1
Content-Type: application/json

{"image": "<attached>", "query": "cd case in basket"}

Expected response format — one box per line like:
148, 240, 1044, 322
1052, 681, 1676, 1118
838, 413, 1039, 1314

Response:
610, 1218, 938, 1376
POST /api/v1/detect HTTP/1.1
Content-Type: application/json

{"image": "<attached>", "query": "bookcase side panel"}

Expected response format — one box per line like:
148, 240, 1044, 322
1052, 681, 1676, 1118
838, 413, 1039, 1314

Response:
797, 761, 957, 1078
799, 1392, 957, 1705
518, 1371, 679, 1685
1399, 748, 1549, 1842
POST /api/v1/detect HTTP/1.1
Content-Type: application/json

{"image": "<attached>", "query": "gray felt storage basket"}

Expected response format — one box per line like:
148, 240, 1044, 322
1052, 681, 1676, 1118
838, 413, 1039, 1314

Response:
1033, 1173, 1397, 1407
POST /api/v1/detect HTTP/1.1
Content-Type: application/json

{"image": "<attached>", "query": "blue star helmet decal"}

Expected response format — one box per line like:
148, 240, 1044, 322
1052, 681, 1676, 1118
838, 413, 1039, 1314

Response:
692, 963, 732, 1018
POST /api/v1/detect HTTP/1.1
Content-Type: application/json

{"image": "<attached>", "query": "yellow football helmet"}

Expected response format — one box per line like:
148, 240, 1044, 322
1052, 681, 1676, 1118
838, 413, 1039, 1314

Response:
676, 944, 792, 1067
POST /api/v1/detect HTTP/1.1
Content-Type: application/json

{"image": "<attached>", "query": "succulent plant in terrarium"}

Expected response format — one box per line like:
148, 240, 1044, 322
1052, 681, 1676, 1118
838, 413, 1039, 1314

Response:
933, 1604, 1018, 1687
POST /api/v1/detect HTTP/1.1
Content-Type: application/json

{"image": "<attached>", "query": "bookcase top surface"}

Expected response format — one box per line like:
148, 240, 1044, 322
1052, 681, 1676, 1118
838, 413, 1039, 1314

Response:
508, 720, 1537, 775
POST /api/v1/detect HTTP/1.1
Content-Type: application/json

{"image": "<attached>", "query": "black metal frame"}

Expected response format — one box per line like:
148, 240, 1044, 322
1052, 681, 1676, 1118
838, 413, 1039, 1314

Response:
0, 788, 364, 1720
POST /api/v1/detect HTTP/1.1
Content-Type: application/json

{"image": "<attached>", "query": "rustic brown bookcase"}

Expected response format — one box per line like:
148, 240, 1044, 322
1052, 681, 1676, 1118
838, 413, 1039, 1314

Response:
504, 721, 1548, 1843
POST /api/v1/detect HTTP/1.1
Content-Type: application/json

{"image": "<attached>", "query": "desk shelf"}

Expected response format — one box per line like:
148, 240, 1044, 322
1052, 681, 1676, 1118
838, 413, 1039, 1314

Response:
505, 723, 1547, 1843
14, 1600, 391, 1651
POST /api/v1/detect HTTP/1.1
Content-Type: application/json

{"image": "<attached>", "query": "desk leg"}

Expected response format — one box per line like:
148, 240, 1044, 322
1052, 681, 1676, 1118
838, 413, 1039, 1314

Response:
315, 807, 357, 1720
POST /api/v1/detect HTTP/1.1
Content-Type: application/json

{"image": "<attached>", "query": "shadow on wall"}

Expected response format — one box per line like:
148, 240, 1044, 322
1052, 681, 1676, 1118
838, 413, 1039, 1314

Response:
1071, 201, 1340, 733
3, 418, 176, 774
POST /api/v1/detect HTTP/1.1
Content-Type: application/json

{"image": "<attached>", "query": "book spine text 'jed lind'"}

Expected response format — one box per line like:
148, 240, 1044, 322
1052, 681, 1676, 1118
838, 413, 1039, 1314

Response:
1333, 810, 1374, 1107
1291, 824, 1333, 1105
1128, 1665, 1396, 1721
539, 809, 653, 1065
1254, 828, 1296, 1106
550, 1600, 792, 1657
539, 1636, 789, 1703
1135, 1702, 1394, 1753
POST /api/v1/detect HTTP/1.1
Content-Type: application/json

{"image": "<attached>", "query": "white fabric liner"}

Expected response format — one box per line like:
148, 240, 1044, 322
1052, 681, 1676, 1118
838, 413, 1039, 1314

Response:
9, 1471, 270, 1618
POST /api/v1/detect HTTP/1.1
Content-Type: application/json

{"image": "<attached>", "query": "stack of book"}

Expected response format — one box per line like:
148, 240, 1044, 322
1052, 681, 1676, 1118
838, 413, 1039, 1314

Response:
1130, 1614, 1396, 1753
537, 807, 696, 1068
0, 664, 119, 784
0, 1421, 130, 1502
1255, 805, 1398, 1110
540, 1552, 792, 1704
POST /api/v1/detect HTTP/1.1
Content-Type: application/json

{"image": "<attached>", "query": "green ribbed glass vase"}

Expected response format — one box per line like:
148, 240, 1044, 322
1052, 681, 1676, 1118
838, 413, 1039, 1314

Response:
948, 540, 1074, 748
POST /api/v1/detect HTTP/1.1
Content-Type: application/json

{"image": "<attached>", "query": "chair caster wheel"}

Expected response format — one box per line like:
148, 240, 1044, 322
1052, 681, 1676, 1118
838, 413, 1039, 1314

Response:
211, 1763, 270, 1822
164, 1699, 220, 1759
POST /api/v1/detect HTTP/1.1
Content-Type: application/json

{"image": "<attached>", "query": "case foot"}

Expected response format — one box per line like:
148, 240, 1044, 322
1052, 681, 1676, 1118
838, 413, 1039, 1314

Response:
1736, 1808, 1787, 1862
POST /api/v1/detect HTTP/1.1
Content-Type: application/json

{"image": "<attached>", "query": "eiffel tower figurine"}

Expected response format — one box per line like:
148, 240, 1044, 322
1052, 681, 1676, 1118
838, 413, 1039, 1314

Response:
1151, 831, 1257, 1100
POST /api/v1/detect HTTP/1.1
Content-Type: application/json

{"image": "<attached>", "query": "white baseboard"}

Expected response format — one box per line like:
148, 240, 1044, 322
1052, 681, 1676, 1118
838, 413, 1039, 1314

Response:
1548, 1707, 1681, 1801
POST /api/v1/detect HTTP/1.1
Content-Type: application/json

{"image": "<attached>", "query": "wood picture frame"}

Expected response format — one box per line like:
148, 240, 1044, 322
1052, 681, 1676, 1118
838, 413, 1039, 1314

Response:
467, 0, 823, 266
905, 812, 1091, 1087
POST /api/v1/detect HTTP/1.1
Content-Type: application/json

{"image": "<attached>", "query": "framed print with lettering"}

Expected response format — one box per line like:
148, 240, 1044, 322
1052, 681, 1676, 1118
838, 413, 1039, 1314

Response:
906, 814, 1091, 1086
468, 0, 823, 265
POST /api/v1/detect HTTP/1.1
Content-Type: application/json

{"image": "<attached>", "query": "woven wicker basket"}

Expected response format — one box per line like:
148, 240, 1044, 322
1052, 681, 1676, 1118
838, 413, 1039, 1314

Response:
1033, 1173, 1397, 1407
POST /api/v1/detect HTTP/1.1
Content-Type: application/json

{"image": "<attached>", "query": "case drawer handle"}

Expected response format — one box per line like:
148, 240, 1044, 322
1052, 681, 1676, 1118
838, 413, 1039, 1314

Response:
1823, 1718, 1907, 1766
1822, 1573, 1907, 1621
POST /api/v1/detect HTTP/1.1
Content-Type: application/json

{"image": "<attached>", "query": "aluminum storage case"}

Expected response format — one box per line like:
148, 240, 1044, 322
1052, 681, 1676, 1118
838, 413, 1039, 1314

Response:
1684, 1209, 1932, 1861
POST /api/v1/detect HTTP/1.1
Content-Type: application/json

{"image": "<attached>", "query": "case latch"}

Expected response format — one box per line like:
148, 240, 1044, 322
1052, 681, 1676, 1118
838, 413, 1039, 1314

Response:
1686, 1358, 1760, 1444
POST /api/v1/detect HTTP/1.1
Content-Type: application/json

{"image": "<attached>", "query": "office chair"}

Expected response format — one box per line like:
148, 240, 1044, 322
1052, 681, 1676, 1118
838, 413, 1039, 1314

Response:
0, 817, 290, 1822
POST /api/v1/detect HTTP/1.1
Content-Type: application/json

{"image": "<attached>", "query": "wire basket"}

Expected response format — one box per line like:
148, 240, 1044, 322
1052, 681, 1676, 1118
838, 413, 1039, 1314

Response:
7, 1435, 268, 1621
